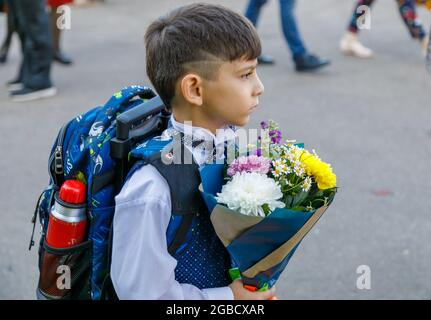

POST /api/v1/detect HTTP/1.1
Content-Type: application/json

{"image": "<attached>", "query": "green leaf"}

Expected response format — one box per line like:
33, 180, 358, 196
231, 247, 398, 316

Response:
262, 203, 271, 216
284, 195, 294, 208
291, 190, 309, 207
314, 190, 324, 197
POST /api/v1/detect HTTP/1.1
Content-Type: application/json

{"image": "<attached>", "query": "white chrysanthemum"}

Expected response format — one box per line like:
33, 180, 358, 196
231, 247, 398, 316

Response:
215, 172, 285, 217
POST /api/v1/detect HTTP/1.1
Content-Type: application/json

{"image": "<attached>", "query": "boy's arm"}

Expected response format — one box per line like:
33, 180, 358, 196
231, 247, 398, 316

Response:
110, 164, 234, 300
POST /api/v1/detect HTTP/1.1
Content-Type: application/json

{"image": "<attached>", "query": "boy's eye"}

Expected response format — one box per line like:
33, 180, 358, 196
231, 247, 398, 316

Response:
241, 71, 254, 79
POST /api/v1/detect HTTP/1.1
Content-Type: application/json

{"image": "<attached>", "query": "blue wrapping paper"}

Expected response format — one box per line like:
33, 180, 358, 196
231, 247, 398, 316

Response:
199, 163, 330, 289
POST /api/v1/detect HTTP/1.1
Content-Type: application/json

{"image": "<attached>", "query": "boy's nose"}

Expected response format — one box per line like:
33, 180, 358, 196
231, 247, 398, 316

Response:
254, 76, 264, 97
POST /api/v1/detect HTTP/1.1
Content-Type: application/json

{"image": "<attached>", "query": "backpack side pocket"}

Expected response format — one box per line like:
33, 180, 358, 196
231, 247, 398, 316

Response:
37, 239, 92, 300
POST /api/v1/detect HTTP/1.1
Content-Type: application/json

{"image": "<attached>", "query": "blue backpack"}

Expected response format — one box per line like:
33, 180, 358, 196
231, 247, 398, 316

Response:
30, 86, 174, 300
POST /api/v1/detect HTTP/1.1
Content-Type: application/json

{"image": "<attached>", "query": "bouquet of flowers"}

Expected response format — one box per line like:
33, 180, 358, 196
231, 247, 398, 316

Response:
199, 120, 337, 293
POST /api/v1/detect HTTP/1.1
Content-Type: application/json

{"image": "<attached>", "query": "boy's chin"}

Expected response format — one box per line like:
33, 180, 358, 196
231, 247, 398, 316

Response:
231, 116, 250, 127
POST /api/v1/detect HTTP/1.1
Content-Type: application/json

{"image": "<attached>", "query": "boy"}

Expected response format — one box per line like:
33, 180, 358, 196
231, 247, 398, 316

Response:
111, 3, 275, 300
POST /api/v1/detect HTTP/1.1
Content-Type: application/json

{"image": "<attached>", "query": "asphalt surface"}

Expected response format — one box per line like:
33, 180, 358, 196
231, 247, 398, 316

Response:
0, 0, 430, 299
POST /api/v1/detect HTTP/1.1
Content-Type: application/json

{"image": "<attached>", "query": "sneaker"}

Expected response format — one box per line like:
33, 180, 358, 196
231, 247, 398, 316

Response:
294, 53, 330, 72
10, 86, 57, 102
6, 79, 24, 91
340, 32, 374, 59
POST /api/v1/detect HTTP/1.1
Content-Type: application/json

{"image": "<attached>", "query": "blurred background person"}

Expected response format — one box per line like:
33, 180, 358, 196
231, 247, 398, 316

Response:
244, 0, 330, 72
1, 0, 74, 65
47, 0, 73, 65
0, 0, 18, 64
340, 0, 428, 58
7, 0, 56, 101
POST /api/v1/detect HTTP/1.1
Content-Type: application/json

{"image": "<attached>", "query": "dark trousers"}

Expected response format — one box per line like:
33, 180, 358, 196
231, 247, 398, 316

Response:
245, 0, 307, 59
0, 2, 18, 55
7, 0, 53, 89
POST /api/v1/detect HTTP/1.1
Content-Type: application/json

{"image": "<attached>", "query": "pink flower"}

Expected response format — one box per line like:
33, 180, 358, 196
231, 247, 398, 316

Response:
227, 155, 271, 176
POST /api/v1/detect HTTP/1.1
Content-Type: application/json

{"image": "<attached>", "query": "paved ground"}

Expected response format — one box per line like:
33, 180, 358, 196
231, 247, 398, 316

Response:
1, 0, 431, 300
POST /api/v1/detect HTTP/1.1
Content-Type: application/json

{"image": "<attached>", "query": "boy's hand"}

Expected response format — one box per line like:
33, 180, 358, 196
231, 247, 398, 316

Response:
229, 279, 276, 300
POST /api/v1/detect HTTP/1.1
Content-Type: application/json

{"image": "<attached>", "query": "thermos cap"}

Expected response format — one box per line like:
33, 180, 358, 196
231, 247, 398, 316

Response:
59, 180, 86, 204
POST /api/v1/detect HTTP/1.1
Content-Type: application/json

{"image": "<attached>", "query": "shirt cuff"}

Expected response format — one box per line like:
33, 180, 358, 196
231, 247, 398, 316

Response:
202, 286, 234, 300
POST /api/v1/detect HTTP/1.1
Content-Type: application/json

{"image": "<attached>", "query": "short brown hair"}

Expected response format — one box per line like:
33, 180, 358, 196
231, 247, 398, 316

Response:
145, 3, 261, 109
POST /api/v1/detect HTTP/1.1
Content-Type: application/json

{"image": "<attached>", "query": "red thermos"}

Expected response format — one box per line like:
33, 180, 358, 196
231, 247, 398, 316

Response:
46, 180, 87, 248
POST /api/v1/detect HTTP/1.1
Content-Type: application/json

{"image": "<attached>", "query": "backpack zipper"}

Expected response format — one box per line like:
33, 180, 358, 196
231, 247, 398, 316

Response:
54, 146, 63, 175
48, 122, 69, 186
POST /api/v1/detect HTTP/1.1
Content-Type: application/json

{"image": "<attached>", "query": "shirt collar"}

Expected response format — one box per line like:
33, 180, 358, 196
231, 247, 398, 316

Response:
169, 114, 236, 147
161, 114, 237, 167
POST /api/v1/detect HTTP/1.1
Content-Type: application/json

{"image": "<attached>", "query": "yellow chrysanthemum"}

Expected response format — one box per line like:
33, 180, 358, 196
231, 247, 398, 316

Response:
300, 151, 337, 190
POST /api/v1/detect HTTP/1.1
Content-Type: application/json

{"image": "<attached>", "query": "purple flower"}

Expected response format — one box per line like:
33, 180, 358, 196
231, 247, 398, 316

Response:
227, 155, 271, 176
255, 149, 262, 157
269, 129, 282, 144
260, 121, 269, 130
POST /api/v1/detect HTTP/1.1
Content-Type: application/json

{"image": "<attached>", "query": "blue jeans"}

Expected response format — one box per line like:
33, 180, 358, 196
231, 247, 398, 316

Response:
245, 0, 307, 59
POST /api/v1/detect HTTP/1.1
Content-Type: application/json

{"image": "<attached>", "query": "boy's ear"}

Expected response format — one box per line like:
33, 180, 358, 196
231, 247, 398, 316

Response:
180, 73, 203, 106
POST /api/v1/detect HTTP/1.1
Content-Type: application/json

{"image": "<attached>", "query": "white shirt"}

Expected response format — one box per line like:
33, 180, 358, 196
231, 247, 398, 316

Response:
111, 115, 236, 300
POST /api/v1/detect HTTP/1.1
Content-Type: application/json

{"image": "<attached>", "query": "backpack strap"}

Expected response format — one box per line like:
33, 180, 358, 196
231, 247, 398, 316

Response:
147, 144, 206, 256
148, 143, 205, 215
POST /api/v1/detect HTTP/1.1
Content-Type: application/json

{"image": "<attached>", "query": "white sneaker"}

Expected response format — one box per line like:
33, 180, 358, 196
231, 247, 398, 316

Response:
340, 32, 374, 59
10, 86, 57, 102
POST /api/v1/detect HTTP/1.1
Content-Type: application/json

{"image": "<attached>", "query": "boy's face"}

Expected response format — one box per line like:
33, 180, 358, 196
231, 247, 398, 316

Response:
201, 58, 264, 128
